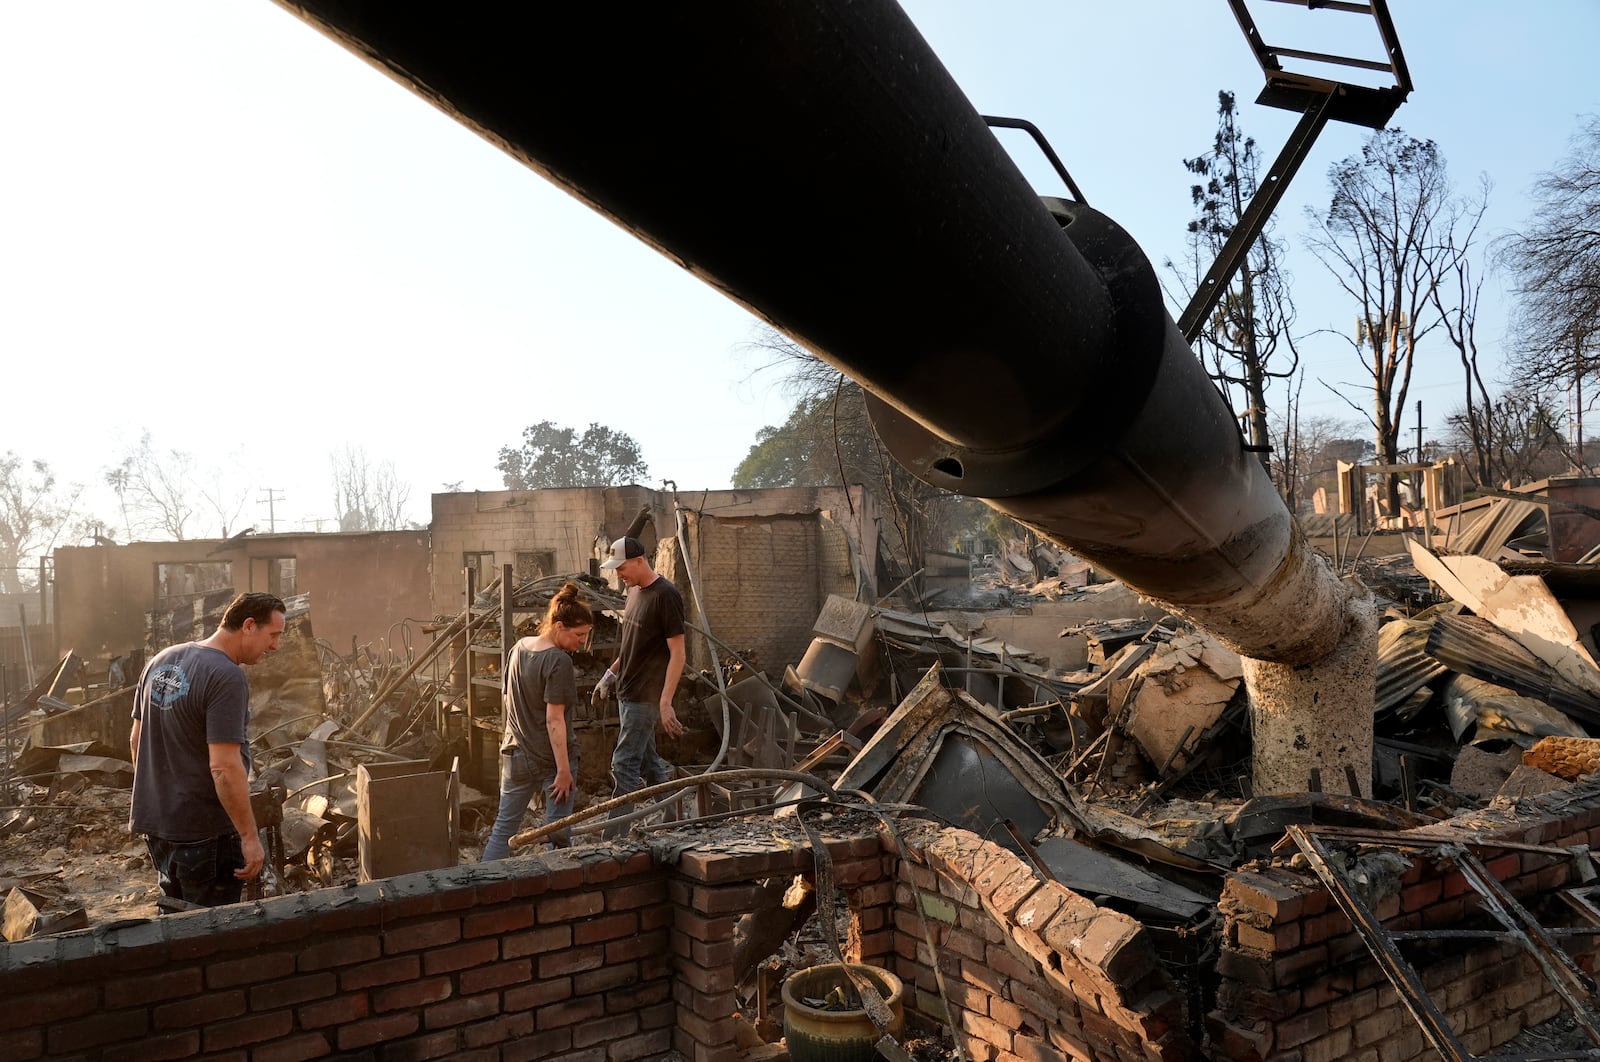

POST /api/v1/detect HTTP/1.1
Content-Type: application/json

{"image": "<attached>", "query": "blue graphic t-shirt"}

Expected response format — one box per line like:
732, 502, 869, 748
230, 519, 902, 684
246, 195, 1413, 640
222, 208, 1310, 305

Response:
129, 642, 251, 840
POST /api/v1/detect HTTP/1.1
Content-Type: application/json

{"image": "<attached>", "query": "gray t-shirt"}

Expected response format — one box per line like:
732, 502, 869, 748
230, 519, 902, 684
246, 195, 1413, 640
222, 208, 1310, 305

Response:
129, 642, 251, 840
500, 638, 579, 768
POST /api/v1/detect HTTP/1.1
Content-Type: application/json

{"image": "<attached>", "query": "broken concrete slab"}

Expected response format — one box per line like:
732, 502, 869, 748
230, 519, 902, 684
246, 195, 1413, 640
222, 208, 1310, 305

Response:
1496, 764, 1571, 800
1450, 744, 1524, 800
1120, 631, 1242, 775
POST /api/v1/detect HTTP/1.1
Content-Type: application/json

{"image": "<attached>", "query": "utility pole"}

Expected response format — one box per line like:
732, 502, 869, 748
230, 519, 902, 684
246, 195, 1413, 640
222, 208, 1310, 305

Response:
1414, 400, 1424, 510
259, 488, 283, 533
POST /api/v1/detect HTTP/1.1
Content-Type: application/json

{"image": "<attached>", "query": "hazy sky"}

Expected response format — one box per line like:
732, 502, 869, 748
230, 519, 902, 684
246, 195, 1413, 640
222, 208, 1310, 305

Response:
3, 2, 1597, 539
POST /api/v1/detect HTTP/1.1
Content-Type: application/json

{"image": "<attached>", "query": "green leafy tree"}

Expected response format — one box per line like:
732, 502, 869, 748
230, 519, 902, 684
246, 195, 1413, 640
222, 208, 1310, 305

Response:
497, 421, 649, 489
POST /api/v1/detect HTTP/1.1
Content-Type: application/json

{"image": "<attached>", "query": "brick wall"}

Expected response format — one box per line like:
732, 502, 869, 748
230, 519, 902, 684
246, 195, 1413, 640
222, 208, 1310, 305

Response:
684, 511, 855, 674
887, 821, 1198, 1062
0, 824, 888, 1062
1210, 784, 1600, 1062
11, 791, 1595, 1062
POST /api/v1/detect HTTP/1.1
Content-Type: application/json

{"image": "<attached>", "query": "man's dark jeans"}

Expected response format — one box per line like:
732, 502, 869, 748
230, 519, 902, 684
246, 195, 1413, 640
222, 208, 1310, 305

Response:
144, 832, 245, 908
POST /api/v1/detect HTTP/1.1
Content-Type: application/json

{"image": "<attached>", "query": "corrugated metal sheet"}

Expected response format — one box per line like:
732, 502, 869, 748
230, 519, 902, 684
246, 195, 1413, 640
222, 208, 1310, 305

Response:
1375, 617, 1449, 718
1440, 673, 1588, 745
1425, 613, 1600, 726
1448, 497, 1545, 558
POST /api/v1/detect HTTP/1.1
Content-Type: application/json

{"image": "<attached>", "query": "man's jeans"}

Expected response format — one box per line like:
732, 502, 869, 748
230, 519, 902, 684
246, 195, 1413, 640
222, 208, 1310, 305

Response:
145, 832, 245, 908
606, 699, 674, 835
483, 746, 575, 860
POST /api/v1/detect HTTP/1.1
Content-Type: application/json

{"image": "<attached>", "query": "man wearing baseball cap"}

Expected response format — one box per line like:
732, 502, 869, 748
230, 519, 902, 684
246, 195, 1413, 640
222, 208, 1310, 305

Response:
594, 535, 685, 832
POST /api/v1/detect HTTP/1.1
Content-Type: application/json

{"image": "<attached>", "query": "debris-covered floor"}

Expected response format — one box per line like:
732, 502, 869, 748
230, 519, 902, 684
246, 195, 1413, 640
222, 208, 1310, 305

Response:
7, 498, 1600, 1059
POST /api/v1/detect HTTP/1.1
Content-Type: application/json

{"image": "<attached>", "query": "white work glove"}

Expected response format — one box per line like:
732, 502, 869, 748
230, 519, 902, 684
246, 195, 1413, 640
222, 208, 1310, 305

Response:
592, 669, 619, 707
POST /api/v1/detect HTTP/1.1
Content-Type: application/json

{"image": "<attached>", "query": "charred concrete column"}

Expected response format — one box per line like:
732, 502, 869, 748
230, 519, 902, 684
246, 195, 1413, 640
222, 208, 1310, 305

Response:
271, 0, 1374, 794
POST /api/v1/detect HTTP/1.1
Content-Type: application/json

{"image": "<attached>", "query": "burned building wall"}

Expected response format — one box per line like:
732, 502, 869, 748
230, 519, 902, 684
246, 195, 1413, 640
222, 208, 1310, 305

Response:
677, 507, 857, 676
890, 821, 1197, 1062
1210, 784, 1600, 1061
428, 487, 626, 613
52, 531, 431, 665
432, 484, 879, 678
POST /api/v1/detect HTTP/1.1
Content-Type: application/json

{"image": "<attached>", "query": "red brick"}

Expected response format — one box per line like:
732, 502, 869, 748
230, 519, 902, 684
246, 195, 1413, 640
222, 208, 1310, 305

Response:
383, 917, 461, 953
503, 924, 572, 958
961, 1008, 1016, 1052
691, 882, 766, 915
0, 984, 95, 1031
461, 1011, 535, 1049
677, 1008, 736, 1046
574, 1010, 640, 1047
584, 857, 625, 885
575, 962, 642, 995
339, 953, 420, 991
100, 1030, 198, 1062
298, 993, 370, 1029
610, 1028, 673, 1058
423, 939, 499, 975
504, 976, 572, 1011
201, 1010, 294, 1052
153, 990, 246, 1030
673, 908, 739, 941
640, 901, 674, 932
501, 1028, 571, 1061
605, 880, 666, 911
44, 1006, 149, 1054
425, 992, 501, 1029
538, 891, 605, 922
613, 932, 669, 964
373, 975, 453, 1012
573, 911, 638, 945
537, 995, 605, 1030
101, 966, 201, 1009
0, 1028, 41, 1062
463, 904, 535, 938
207, 951, 296, 989
538, 944, 606, 978
249, 1032, 332, 1062
250, 971, 337, 1011
380, 1027, 462, 1060
297, 935, 381, 971
338, 1012, 420, 1051
460, 957, 533, 994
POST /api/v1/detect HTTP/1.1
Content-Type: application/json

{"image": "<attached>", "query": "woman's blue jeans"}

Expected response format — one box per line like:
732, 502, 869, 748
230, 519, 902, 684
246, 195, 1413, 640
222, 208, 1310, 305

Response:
482, 746, 574, 860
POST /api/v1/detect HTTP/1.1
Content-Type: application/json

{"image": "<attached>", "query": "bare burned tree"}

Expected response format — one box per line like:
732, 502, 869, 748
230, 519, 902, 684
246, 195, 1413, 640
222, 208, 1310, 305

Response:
1304, 129, 1483, 513
736, 327, 988, 572
1441, 388, 1569, 489
107, 431, 195, 541
332, 445, 415, 531
1500, 114, 1600, 465
1424, 178, 1495, 485
1165, 91, 1299, 470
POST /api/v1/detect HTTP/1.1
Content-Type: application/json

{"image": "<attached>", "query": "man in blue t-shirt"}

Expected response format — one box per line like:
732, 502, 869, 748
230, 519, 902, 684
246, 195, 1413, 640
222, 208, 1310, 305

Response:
594, 536, 685, 833
130, 592, 285, 907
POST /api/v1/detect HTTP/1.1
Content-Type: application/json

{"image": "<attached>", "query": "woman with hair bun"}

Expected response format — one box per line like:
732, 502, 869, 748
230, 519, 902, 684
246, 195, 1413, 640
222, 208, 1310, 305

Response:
481, 582, 594, 859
